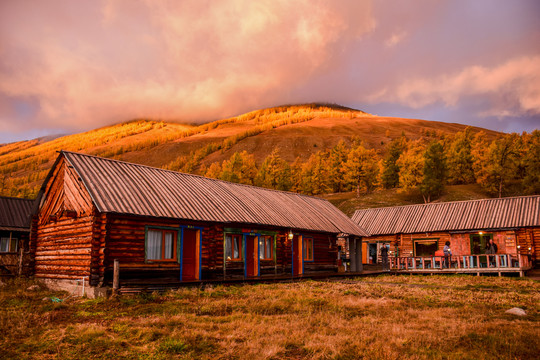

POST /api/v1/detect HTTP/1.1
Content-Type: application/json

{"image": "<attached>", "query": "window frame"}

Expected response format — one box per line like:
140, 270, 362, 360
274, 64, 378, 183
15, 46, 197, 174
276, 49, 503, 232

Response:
225, 233, 243, 261
145, 227, 178, 262
303, 237, 314, 262
259, 235, 274, 260
0, 236, 18, 253
413, 238, 439, 257
469, 233, 493, 255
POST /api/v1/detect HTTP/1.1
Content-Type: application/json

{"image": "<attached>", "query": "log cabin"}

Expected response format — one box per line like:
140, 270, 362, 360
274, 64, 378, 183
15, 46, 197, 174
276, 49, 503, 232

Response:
352, 196, 539, 275
31, 151, 367, 295
0, 196, 34, 276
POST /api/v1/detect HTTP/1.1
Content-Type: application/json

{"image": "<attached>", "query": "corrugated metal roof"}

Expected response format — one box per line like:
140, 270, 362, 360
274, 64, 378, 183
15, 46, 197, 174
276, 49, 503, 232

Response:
60, 151, 367, 237
0, 196, 34, 231
351, 196, 540, 236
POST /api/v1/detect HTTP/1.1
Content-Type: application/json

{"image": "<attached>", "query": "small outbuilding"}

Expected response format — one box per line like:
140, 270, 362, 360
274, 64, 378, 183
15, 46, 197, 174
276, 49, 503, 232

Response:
31, 151, 367, 295
352, 196, 539, 274
0, 196, 34, 276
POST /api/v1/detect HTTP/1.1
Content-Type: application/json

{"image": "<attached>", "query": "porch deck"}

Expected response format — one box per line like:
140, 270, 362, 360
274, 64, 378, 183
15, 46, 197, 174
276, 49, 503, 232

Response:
389, 253, 533, 276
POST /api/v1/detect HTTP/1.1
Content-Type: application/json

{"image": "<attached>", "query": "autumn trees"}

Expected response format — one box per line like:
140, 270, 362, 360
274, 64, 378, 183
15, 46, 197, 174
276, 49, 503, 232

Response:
202, 128, 539, 203
420, 141, 447, 203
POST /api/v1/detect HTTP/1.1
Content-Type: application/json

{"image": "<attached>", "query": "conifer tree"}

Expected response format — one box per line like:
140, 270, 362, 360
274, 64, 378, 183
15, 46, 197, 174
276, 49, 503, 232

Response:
447, 127, 475, 184
521, 130, 540, 194
299, 157, 316, 195
328, 141, 349, 193
255, 149, 291, 191
289, 157, 304, 193
345, 144, 379, 197
220, 151, 257, 185
382, 136, 406, 189
397, 140, 425, 192
311, 150, 331, 195
475, 134, 519, 197
420, 141, 447, 203
204, 162, 222, 179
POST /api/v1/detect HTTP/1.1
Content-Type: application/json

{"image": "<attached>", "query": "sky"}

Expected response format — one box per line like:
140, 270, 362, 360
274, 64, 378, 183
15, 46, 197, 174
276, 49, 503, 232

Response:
1, 0, 539, 143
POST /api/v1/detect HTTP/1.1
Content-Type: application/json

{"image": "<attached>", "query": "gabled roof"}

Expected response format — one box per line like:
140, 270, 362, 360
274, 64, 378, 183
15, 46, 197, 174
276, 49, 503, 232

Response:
53, 151, 367, 237
0, 196, 34, 231
351, 196, 540, 236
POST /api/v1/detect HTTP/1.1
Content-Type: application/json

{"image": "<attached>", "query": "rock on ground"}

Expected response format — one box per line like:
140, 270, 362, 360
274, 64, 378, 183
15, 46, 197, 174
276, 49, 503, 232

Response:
505, 307, 527, 316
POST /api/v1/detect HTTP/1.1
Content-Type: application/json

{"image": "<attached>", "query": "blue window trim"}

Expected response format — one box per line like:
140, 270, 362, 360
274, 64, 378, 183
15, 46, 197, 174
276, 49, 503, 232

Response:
223, 229, 277, 273
243, 233, 261, 277
178, 225, 204, 281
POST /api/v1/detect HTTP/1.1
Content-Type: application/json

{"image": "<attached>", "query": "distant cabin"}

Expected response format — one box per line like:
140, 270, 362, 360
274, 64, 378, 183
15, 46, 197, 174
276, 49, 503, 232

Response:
32, 151, 367, 296
352, 196, 539, 270
0, 196, 34, 276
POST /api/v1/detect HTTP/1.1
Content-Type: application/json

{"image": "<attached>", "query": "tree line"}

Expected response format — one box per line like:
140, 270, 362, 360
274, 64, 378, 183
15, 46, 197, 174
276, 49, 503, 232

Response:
200, 128, 540, 202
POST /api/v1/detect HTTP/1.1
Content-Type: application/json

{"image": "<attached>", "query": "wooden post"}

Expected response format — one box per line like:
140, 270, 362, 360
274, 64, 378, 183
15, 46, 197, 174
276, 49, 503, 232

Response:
113, 259, 120, 293
355, 238, 363, 272
18, 244, 23, 277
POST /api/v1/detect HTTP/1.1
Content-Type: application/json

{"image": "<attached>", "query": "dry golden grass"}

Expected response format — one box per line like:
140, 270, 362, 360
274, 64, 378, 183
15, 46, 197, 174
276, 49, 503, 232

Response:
1, 275, 538, 359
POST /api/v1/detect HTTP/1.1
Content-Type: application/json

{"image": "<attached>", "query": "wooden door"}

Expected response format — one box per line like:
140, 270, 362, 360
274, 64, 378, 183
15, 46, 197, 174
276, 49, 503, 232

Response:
182, 229, 199, 281
293, 235, 303, 276
362, 242, 368, 264
245, 235, 259, 277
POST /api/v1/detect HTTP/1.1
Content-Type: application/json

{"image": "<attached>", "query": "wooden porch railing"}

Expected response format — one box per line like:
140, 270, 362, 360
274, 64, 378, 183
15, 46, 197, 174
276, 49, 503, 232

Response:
389, 254, 532, 272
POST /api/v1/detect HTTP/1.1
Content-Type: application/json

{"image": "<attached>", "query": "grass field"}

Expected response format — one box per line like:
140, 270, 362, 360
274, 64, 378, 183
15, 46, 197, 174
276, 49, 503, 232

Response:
1, 275, 538, 359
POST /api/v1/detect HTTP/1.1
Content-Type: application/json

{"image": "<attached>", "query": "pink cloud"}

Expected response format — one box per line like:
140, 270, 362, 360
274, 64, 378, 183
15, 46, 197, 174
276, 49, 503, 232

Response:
0, 0, 375, 134
370, 55, 540, 117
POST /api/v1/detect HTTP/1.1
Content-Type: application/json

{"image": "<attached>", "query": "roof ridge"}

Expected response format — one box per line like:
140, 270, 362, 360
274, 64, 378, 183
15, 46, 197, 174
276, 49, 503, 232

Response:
354, 195, 540, 213
60, 150, 331, 203
0, 195, 35, 202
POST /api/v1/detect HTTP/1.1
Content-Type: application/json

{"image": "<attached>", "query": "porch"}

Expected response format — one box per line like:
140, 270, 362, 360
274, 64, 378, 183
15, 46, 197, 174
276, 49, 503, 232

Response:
389, 253, 533, 277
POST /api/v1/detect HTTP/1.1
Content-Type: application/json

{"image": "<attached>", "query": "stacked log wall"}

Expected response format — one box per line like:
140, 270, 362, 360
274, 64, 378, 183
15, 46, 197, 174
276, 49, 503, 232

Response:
104, 214, 228, 282
34, 215, 94, 280
516, 227, 539, 263
304, 232, 338, 272
33, 156, 97, 281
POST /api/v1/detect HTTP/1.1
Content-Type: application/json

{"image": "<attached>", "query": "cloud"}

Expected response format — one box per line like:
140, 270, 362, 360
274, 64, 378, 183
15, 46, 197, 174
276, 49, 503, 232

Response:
369, 55, 540, 118
385, 30, 407, 47
0, 0, 375, 136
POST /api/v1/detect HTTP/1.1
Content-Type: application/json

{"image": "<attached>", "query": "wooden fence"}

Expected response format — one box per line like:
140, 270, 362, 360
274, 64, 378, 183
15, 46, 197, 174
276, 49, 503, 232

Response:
389, 254, 532, 276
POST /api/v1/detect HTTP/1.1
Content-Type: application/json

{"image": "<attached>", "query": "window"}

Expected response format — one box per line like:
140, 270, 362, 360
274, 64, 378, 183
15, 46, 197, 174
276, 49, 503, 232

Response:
225, 234, 242, 260
414, 239, 438, 257
303, 237, 314, 261
146, 229, 177, 261
470, 234, 493, 255
259, 235, 273, 260
0, 237, 18, 253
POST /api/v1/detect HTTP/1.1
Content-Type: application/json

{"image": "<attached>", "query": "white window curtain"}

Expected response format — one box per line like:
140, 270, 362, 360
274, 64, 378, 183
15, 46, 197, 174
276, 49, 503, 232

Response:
147, 230, 162, 260
0, 238, 9, 252
259, 237, 264, 259
233, 236, 240, 259
164, 232, 173, 259
225, 235, 232, 260
266, 237, 272, 259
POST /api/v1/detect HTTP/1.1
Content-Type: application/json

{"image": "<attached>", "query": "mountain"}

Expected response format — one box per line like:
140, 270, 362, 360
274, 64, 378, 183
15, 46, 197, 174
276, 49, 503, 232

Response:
0, 103, 502, 198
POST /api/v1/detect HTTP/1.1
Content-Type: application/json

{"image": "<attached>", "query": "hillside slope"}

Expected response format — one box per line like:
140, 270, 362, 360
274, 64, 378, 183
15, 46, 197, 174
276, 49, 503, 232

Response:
320, 184, 494, 217
0, 104, 501, 198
